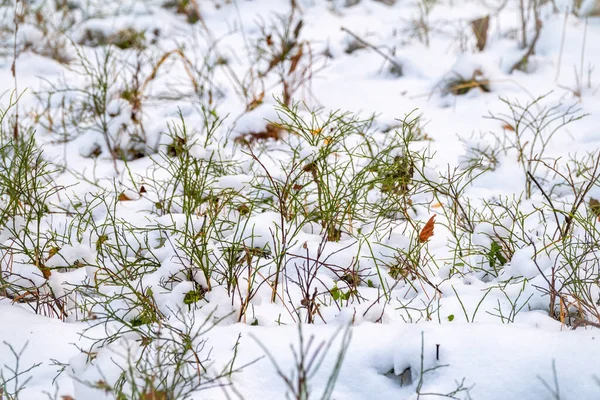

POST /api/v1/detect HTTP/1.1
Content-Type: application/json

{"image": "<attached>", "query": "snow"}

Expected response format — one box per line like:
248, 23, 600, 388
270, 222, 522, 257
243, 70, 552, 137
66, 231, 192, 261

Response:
2, 0, 600, 398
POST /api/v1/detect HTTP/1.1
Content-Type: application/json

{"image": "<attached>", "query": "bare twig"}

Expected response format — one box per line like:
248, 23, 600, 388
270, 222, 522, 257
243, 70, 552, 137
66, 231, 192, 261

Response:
510, 19, 543, 73
527, 171, 562, 240
340, 27, 404, 74
572, 318, 600, 330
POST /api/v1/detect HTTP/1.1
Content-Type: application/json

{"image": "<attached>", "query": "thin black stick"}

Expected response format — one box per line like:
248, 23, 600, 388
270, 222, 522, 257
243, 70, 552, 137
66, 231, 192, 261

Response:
526, 171, 562, 239
340, 27, 404, 73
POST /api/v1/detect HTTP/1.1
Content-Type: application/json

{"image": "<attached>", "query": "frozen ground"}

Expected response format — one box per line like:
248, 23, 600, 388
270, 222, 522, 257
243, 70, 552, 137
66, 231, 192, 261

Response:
1, 0, 600, 399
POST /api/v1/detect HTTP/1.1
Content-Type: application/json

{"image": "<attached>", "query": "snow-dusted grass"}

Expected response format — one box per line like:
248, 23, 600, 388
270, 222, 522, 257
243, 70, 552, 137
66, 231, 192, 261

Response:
2, 0, 600, 399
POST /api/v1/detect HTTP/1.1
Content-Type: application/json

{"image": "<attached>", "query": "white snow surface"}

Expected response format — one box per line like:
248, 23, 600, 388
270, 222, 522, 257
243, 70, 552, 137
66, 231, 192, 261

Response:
1, 0, 600, 399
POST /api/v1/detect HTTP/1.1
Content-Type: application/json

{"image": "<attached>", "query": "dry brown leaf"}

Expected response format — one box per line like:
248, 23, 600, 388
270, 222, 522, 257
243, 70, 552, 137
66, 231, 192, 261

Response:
235, 123, 282, 145
40, 266, 52, 279
288, 43, 304, 75
61, 396, 76, 400
502, 123, 515, 131
140, 389, 168, 400
246, 91, 265, 111
589, 197, 600, 221
48, 246, 60, 259
471, 15, 490, 52
139, 185, 147, 194
118, 192, 133, 201
11, 290, 36, 303
293, 19, 304, 39
419, 215, 436, 243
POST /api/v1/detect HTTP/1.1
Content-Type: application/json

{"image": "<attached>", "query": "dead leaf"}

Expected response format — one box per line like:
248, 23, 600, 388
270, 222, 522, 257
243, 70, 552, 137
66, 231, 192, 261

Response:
471, 15, 490, 52
293, 19, 304, 39
11, 290, 36, 303
118, 192, 133, 201
61, 396, 76, 400
559, 297, 566, 325
40, 266, 52, 279
140, 389, 168, 400
48, 246, 60, 259
502, 123, 515, 131
419, 215, 436, 243
246, 91, 265, 111
235, 123, 282, 145
139, 185, 147, 194
589, 197, 600, 221
288, 43, 304, 75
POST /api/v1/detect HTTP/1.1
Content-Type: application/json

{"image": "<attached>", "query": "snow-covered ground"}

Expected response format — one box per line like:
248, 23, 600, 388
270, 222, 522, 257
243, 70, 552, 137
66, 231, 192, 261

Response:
1, 0, 600, 398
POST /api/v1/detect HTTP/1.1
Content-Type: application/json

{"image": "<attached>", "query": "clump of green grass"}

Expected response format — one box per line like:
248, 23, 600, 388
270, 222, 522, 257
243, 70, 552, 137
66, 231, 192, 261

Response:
163, 0, 202, 24
80, 28, 148, 50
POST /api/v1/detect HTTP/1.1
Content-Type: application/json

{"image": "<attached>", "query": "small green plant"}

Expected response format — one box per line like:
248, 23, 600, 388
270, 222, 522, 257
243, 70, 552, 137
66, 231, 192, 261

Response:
252, 323, 352, 400
70, 309, 249, 399
412, 0, 438, 47
0, 97, 68, 318
414, 332, 471, 398
0, 341, 42, 400
486, 93, 586, 199
163, 0, 202, 24
80, 28, 148, 50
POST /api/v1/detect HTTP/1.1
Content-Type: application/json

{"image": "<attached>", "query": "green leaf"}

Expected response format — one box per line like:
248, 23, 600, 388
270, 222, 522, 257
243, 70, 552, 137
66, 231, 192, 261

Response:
330, 285, 341, 301
447, 314, 455, 322
183, 290, 204, 305
96, 234, 109, 252
130, 312, 153, 327
487, 240, 507, 269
